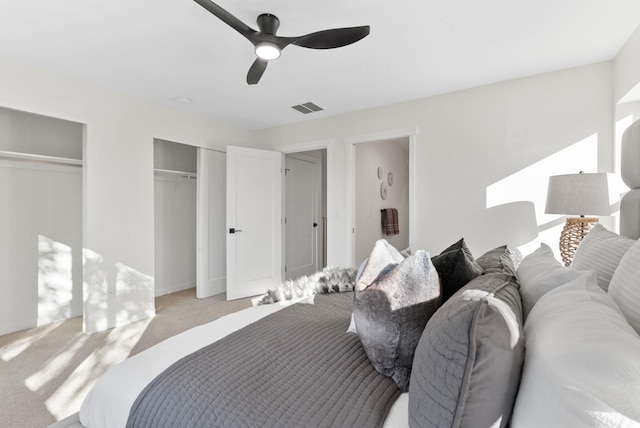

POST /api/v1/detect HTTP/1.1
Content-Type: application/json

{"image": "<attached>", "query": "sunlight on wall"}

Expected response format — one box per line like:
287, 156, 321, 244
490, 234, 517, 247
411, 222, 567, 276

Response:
115, 262, 155, 327
83, 248, 155, 333
486, 134, 600, 258
38, 235, 73, 326
83, 248, 108, 333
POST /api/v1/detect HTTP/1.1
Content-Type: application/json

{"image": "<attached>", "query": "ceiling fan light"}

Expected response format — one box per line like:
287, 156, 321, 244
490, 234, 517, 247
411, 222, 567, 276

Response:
255, 42, 280, 60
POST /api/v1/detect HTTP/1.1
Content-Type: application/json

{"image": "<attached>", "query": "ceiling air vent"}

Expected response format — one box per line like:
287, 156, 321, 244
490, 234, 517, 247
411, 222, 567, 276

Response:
291, 102, 324, 114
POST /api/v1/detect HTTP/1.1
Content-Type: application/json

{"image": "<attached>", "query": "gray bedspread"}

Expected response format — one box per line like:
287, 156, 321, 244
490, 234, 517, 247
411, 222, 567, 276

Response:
126, 293, 400, 428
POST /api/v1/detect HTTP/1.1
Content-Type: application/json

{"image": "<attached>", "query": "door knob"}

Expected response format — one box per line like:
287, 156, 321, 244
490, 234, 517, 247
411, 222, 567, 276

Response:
229, 228, 243, 234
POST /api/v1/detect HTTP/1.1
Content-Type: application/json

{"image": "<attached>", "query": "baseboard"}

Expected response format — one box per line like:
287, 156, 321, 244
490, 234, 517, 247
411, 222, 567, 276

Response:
155, 281, 196, 297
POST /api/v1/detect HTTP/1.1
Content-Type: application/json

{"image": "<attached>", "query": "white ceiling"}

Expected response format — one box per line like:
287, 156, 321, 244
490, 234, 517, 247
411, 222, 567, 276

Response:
1, 0, 640, 130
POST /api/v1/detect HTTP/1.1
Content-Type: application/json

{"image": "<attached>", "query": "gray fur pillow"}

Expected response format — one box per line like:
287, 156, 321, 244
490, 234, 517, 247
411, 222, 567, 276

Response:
354, 240, 441, 392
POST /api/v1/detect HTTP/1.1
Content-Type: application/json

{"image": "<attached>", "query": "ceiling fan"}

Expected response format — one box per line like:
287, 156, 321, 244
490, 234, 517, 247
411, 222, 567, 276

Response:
193, 0, 371, 85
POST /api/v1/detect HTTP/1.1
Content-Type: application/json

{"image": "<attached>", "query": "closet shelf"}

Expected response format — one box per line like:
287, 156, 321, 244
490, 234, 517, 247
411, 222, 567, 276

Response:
153, 168, 197, 179
0, 150, 82, 166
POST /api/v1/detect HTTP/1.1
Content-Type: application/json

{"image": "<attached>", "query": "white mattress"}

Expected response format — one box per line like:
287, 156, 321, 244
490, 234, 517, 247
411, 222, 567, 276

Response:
79, 298, 408, 427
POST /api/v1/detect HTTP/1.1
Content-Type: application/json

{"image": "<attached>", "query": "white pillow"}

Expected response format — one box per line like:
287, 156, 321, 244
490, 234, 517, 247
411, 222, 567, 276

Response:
571, 223, 635, 291
347, 314, 358, 334
609, 238, 640, 335
347, 258, 370, 334
511, 272, 640, 427
516, 243, 586, 319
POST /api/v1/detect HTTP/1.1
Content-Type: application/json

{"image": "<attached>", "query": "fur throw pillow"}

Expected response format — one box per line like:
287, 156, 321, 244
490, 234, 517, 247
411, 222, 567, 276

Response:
354, 240, 441, 392
253, 266, 357, 306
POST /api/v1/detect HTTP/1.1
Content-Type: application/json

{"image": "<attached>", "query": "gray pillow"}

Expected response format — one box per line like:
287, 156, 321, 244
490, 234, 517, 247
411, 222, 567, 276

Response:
354, 240, 441, 392
431, 238, 482, 302
476, 245, 517, 277
409, 272, 524, 428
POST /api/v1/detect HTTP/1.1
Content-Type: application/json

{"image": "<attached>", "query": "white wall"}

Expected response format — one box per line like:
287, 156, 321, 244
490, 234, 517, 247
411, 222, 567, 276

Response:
254, 62, 614, 262
614, 25, 640, 103
355, 139, 409, 263
0, 54, 250, 333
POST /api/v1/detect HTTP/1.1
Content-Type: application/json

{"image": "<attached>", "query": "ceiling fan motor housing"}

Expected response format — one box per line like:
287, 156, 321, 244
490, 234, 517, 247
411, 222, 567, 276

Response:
257, 13, 280, 35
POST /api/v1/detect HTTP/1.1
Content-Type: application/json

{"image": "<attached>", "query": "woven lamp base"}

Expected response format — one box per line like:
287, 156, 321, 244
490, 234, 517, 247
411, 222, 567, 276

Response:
559, 217, 599, 267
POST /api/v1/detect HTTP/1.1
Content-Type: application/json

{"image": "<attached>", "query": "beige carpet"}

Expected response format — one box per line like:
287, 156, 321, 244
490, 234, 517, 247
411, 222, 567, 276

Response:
0, 289, 252, 428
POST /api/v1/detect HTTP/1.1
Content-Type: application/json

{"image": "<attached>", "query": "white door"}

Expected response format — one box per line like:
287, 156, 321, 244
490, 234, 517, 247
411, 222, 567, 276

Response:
226, 146, 283, 300
196, 148, 226, 299
285, 154, 320, 280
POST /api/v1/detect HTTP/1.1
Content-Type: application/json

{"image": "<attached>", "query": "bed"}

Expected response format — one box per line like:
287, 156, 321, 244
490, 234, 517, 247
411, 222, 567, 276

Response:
53, 119, 640, 428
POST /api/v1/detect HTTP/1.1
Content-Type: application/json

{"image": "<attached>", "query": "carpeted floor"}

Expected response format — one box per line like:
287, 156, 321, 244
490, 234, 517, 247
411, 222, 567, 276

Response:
0, 289, 252, 428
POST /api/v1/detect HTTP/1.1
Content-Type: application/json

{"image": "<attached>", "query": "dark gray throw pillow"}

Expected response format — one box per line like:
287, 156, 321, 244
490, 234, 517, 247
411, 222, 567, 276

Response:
431, 238, 482, 302
408, 272, 524, 428
354, 240, 441, 392
438, 237, 474, 259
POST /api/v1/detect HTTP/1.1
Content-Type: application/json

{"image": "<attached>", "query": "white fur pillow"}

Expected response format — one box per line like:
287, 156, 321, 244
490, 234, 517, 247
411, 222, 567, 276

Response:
516, 243, 587, 319
511, 272, 640, 427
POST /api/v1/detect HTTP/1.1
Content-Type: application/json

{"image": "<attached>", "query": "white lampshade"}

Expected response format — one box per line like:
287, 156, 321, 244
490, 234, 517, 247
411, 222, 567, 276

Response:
545, 172, 610, 216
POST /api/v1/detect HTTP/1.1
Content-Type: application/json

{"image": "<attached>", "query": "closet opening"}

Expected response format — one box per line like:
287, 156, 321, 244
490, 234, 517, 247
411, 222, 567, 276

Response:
0, 106, 83, 335
153, 139, 197, 297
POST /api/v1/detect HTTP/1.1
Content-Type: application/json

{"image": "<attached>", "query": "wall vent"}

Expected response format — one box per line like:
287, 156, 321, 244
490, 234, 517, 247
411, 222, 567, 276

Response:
291, 102, 324, 114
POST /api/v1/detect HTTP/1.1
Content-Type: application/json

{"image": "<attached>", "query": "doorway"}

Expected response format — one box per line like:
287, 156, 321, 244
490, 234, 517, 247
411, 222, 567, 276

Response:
223, 144, 328, 300
354, 138, 410, 264
284, 151, 325, 280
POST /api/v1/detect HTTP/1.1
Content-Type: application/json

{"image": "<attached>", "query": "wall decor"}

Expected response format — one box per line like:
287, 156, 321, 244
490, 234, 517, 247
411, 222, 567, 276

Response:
388, 171, 393, 186
380, 182, 388, 200
377, 166, 383, 179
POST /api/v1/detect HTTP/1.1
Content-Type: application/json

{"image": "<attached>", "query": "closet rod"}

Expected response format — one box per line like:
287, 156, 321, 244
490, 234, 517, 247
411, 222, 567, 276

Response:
153, 168, 197, 179
0, 150, 82, 166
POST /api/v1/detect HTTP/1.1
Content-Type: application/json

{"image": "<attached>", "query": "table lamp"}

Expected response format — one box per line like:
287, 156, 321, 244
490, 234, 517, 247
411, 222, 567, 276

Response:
545, 172, 610, 266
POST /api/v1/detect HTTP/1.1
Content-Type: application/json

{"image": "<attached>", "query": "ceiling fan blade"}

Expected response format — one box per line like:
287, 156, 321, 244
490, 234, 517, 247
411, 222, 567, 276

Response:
193, 0, 256, 41
247, 58, 268, 85
291, 26, 370, 49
